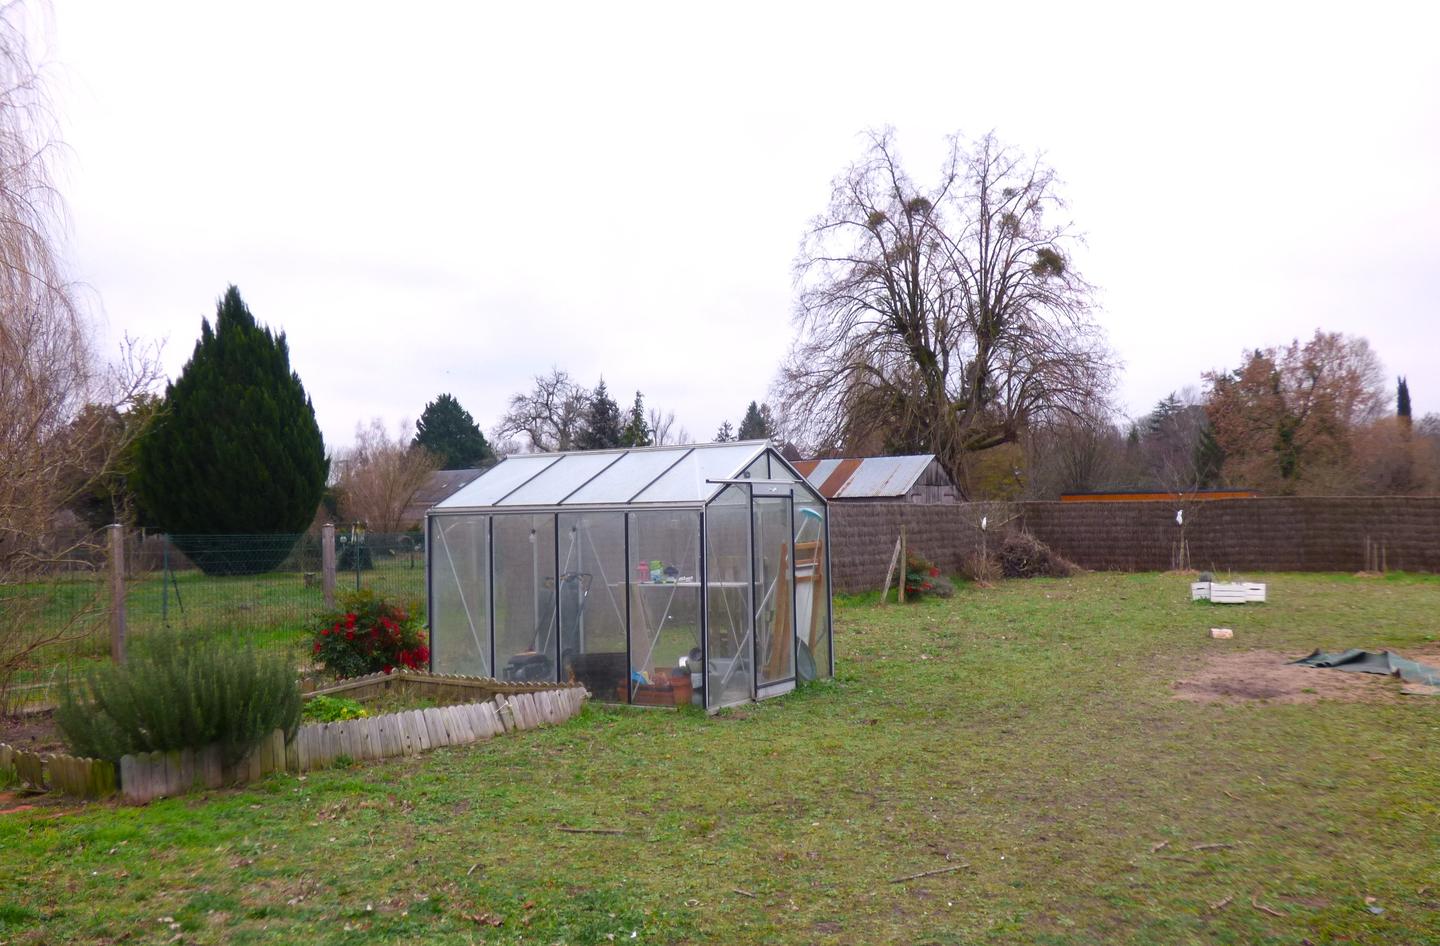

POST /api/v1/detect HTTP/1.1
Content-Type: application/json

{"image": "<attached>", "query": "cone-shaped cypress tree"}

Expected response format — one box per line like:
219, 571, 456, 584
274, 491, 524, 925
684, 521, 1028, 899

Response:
413, 393, 493, 469
133, 286, 328, 574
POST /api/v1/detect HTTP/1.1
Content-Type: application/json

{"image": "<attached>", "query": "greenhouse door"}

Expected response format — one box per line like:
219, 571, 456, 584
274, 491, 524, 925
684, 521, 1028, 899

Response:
752, 492, 796, 698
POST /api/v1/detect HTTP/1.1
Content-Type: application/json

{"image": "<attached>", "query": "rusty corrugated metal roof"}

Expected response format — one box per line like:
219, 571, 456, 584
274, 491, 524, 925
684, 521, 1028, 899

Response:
795, 454, 937, 499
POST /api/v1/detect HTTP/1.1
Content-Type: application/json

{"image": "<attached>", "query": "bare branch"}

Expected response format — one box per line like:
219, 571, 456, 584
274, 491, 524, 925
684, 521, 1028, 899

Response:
776, 130, 1115, 496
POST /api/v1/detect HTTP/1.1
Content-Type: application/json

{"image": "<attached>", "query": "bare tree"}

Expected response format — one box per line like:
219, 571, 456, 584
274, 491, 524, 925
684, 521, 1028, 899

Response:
778, 129, 1114, 496
1132, 388, 1213, 491
0, 1, 161, 709
494, 368, 589, 452
335, 419, 441, 532
1022, 414, 1125, 498
647, 407, 678, 445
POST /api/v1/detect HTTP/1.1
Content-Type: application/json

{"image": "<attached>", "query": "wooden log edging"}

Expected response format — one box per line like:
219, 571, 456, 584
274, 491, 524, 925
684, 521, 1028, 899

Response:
0, 741, 118, 800
306, 669, 588, 706
118, 685, 588, 804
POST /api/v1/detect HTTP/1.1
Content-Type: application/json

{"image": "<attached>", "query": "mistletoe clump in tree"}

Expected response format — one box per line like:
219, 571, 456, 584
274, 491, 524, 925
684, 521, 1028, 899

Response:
133, 286, 328, 574
779, 129, 1114, 497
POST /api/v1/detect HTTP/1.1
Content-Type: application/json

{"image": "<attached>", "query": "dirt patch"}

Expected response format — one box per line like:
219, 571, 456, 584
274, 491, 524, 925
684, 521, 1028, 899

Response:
1172, 649, 1429, 705
0, 710, 65, 753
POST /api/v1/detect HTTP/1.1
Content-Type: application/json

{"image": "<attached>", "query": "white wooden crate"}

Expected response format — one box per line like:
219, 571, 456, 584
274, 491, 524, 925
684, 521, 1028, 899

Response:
1192, 581, 1267, 603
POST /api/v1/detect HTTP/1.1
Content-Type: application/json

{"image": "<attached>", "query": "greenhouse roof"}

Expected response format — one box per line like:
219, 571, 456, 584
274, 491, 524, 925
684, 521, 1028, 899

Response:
432, 441, 786, 511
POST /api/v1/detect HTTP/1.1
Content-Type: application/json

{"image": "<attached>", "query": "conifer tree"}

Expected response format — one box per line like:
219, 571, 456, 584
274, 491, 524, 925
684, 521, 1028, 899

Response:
575, 378, 624, 450
737, 400, 777, 441
714, 421, 735, 443
133, 286, 328, 574
414, 393, 493, 469
621, 391, 651, 447
1397, 376, 1412, 430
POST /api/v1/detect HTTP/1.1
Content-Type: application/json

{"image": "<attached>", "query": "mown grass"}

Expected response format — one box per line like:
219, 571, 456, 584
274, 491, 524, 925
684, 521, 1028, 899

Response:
2, 572, 1438, 944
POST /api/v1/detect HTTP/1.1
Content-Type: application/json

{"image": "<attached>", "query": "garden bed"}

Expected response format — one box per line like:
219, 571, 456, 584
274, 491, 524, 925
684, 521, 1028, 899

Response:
2, 673, 589, 804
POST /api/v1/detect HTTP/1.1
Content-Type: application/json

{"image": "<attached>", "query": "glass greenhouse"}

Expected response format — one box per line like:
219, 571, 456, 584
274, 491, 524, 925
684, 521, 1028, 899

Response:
426, 442, 833, 710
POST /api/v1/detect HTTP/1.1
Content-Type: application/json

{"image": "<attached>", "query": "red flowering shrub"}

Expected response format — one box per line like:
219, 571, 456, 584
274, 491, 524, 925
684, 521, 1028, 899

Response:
902, 551, 955, 600
312, 589, 428, 679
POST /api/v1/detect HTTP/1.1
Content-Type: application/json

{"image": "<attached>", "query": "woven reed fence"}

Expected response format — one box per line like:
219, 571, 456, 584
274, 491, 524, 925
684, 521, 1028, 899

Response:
1017, 497, 1440, 573
828, 497, 1440, 589
829, 501, 1009, 592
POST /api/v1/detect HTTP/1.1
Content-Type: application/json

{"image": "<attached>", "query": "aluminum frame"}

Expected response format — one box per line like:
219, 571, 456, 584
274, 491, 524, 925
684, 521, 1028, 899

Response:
424, 444, 832, 709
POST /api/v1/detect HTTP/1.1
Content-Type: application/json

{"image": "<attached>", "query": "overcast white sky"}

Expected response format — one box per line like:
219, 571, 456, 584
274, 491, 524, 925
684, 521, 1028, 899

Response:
49, 0, 1440, 451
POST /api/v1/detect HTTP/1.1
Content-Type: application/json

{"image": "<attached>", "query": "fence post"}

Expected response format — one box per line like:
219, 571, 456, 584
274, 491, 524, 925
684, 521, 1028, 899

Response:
108, 523, 127, 664
322, 523, 337, 609
898, 523, 907, 604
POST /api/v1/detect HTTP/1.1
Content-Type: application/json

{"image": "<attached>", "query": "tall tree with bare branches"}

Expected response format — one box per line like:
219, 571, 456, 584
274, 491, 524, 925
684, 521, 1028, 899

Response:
777, 129, 1113, 496
0, 2, 160, 709
337, 419, 441, 532
494, 368, 588, 452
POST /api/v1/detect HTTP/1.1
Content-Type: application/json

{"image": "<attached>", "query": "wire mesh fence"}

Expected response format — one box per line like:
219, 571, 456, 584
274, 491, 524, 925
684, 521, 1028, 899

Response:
1, 526, 112, 714
1, 527, 427, 713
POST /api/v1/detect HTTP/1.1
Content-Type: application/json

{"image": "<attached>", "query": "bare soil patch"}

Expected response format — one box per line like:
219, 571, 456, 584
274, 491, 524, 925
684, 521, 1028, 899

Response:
1171, 649, 1431, 704
0, 709, 64, 753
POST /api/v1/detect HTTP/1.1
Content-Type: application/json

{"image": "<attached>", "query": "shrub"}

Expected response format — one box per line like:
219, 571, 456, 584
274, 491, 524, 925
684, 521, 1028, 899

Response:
54, 630, 301, 766
312, 590, 427, 679
961, 550, 1001, 585
995, 532, 1078, 579
301, 695, 368, 723
902, 551, 955, 600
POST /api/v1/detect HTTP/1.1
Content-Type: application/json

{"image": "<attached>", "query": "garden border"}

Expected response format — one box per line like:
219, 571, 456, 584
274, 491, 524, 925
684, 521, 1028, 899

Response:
1, 675, 588, 805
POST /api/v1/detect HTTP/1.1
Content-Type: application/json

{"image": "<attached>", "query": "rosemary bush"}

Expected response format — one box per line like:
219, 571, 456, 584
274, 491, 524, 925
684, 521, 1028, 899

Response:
55, 630, 301, 766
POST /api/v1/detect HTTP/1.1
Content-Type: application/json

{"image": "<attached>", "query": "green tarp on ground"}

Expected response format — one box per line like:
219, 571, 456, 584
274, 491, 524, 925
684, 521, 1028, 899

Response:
1290, 649, 1440, 689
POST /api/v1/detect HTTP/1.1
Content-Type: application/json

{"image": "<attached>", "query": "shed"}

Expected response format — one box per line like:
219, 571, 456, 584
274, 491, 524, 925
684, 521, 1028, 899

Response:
400, 468, 489, 528
426, 441, 833, 711
792, 454, 958, 504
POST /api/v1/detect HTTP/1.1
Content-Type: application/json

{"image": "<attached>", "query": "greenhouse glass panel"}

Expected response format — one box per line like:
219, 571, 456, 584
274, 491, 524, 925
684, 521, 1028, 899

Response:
500, 452, 623, 506
706, 485, 752, 708
792, 487, 831, 680
440, 454, 558, 509
753, 493, 795, 687
628, 510, 701, 707
492, 514, 558, 682
632, 443, 764, 504
429, 515, 490, 676
556, 512, 628, 701
769, 456, 801, 482
562, 449, 693, 505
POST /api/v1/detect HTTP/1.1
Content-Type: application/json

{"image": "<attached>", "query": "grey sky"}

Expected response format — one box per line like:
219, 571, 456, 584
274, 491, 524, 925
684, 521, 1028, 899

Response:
52, 1, 1440, 450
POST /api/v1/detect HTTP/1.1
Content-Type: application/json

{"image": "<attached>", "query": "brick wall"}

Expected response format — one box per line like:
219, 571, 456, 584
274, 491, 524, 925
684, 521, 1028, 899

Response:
827, 497, 1440, 590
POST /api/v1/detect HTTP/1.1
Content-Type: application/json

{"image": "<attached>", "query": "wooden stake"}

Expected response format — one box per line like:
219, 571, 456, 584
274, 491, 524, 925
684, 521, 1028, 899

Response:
108, 524, 126, 664
880, 535, 902, 606
322, 523, 337, 609
898, 524, 907, 604
1250, 895, 1284, 918
888, 863, 969, 884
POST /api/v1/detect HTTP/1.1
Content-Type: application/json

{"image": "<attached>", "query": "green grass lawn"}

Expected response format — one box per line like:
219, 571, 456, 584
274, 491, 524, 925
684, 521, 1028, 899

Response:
3, 572, 1439, 944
